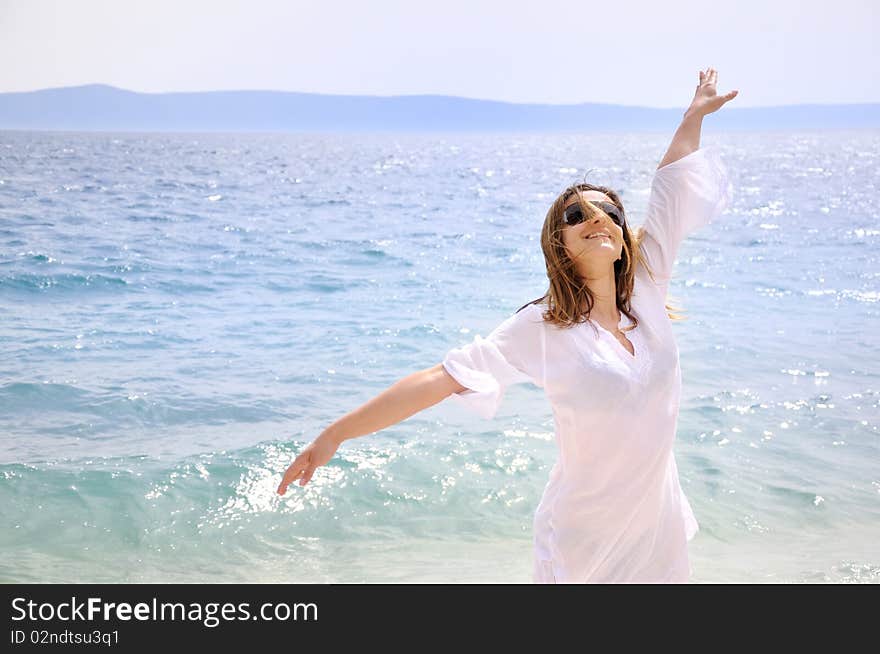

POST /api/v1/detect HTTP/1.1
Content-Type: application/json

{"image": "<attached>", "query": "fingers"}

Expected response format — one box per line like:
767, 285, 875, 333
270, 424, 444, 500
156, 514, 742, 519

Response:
276, 453, 311, 495
699, 67, 718, 86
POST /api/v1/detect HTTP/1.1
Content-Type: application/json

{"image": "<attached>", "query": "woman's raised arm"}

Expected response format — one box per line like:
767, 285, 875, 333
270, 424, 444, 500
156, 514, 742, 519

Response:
657, 67, 738, 170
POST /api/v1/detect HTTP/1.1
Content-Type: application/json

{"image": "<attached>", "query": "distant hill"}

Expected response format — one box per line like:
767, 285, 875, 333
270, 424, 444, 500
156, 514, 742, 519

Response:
1, 84, 878, 132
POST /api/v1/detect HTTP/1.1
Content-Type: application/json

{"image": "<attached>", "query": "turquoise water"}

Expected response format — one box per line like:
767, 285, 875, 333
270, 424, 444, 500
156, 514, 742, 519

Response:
1, 129, 878, 583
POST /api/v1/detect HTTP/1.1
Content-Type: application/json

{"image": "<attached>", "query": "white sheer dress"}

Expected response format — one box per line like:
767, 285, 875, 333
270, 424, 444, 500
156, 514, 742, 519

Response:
441, 147, 732, 583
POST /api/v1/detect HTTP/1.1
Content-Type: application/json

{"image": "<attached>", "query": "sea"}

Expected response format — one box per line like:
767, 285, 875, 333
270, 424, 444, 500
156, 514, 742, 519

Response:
1, 128, 877, 583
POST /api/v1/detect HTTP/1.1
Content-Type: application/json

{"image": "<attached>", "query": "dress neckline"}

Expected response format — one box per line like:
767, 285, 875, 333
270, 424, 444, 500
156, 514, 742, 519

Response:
589, 312, 639, 362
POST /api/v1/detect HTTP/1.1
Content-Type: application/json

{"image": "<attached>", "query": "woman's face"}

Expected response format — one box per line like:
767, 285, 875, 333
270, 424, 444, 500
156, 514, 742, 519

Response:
560, 190, 624, 275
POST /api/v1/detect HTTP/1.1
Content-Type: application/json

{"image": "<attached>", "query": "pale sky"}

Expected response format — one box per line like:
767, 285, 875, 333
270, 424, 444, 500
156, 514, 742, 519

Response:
1, 0, 878, 107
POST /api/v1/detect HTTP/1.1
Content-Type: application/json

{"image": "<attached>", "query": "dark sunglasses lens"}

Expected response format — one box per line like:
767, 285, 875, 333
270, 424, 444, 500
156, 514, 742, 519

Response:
597, 202, 624, 225
564, 201, 624, 226
563, 207, 585, 225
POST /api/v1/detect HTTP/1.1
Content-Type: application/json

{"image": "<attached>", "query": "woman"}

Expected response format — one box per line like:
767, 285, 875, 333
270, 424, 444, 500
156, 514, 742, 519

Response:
277, 68, 738, 583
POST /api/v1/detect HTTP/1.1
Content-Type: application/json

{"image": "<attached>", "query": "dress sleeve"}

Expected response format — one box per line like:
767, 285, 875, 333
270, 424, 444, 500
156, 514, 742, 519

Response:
441, 305, 546, 420
639, 146, 732, 292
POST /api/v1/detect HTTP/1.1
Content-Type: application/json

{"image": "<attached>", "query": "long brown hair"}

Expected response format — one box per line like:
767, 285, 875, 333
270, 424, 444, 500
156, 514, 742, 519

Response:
516, 181, 685, 334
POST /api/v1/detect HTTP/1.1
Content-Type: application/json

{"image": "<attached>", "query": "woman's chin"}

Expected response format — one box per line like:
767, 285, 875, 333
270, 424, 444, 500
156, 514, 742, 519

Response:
579, 245, 619, 260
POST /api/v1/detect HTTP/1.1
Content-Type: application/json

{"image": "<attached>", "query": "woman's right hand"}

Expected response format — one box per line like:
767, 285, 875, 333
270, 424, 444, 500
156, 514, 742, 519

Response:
276, 431, 342, 495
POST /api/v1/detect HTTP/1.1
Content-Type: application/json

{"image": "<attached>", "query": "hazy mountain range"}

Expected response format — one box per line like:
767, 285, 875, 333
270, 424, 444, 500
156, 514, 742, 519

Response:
1, 84, 878, 132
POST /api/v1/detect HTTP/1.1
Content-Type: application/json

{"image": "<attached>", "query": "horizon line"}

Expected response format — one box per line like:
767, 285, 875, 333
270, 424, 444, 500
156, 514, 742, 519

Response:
3, 83, 879, 111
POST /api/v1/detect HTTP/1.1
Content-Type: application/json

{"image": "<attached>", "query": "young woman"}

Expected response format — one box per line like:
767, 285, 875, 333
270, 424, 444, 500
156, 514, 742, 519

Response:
278, 68, 738, 583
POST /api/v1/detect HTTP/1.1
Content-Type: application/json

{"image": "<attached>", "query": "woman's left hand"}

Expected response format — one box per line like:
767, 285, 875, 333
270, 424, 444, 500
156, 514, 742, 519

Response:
687, 67, 738, 117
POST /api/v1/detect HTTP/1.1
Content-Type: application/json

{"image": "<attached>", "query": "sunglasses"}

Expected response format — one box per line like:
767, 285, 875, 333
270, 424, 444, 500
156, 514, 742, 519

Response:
563, 201, 625, 228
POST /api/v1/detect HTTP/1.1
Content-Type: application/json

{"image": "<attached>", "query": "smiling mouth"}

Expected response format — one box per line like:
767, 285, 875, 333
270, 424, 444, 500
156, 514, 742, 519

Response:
585, 233, 611, 241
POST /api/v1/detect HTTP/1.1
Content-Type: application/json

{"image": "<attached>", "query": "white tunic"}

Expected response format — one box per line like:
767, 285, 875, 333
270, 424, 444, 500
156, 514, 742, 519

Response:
441, 147, 732, 583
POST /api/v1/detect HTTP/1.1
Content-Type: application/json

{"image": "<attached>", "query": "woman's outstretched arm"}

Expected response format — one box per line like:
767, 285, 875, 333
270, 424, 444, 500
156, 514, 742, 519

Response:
277, 364, 467, 494
657, 67, 738, 170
